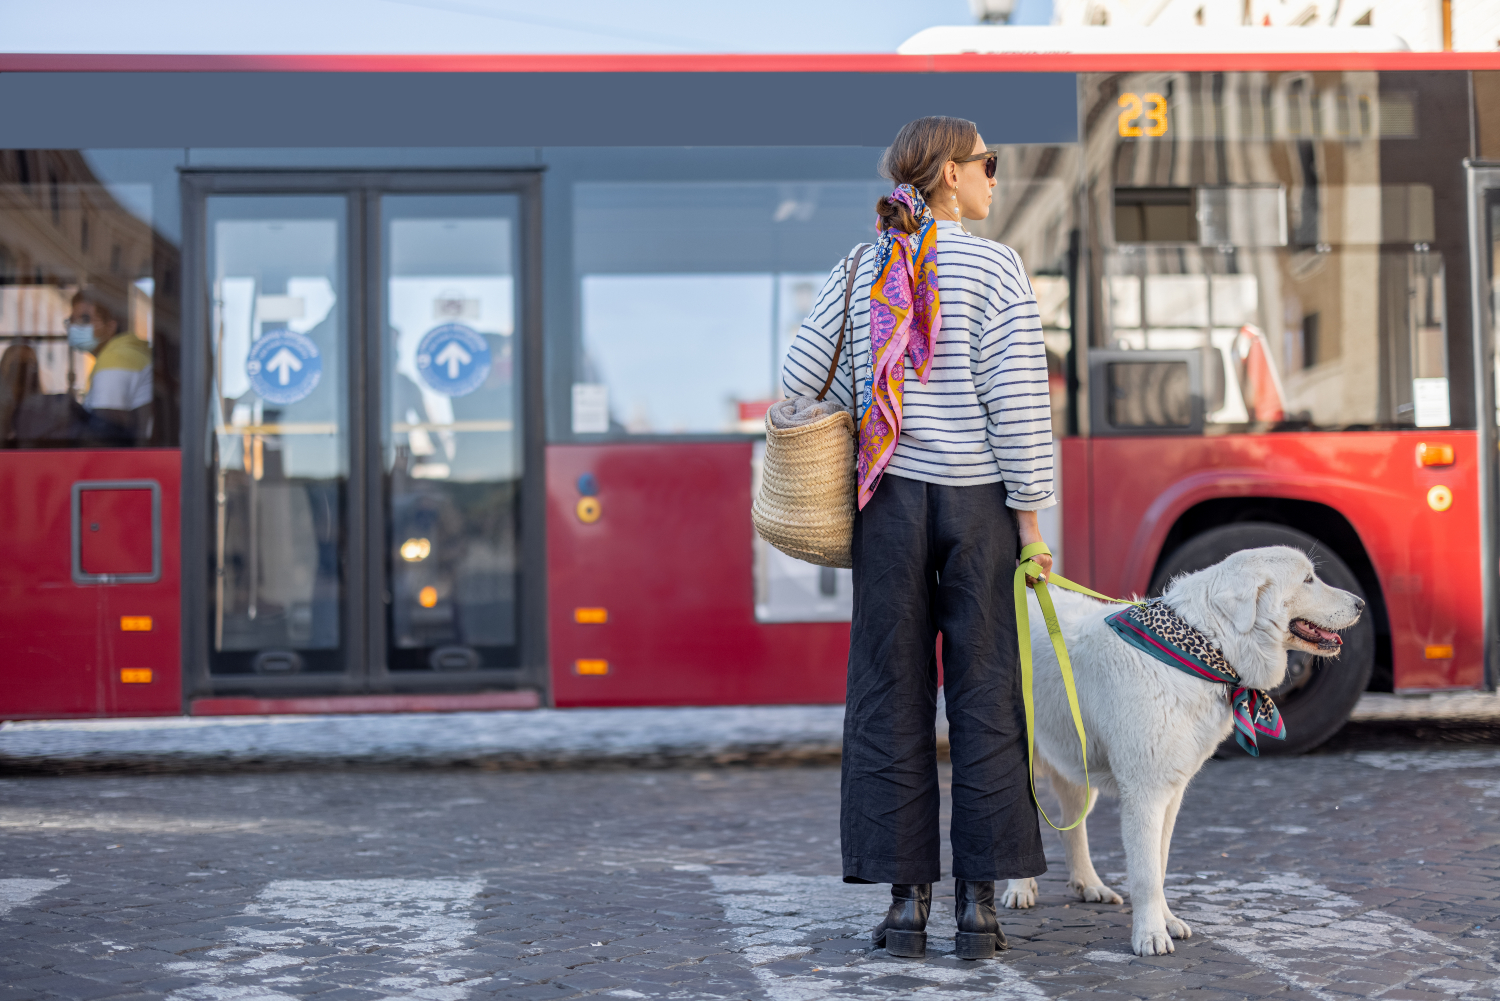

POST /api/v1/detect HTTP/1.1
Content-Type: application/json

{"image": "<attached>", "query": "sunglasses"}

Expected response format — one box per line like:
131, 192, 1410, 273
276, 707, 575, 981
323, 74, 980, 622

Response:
953, 150, 998, 179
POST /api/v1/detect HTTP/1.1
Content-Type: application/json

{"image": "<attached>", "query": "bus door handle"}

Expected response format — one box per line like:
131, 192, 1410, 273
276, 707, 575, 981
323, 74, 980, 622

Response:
71, 479, 163, 585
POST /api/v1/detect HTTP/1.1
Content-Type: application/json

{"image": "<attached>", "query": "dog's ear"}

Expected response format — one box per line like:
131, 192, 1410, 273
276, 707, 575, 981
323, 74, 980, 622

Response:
1211, 566, 1273, 636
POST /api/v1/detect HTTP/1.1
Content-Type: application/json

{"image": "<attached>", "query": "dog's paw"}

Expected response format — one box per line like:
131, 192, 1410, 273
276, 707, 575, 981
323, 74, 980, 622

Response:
1131, 925, 1175, 956
1000, 877, 1037, 909
1165, 915, 1192, 940
1068, 878, 1123, 905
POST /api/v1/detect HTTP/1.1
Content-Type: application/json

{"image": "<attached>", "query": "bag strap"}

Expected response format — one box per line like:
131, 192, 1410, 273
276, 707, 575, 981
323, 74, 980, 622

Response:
816, 243, 869, 402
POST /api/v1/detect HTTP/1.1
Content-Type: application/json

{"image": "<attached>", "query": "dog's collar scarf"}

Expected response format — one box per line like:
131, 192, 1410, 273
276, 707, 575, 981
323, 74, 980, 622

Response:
1105, 601, 1286, 756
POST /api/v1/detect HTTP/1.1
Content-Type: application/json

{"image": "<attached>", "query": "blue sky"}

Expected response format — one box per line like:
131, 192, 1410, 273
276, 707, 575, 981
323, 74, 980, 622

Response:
0, 0, 1053, 54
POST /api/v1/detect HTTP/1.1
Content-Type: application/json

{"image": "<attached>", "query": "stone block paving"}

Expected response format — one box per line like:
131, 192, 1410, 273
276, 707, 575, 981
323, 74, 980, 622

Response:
1, 741, 1499, 999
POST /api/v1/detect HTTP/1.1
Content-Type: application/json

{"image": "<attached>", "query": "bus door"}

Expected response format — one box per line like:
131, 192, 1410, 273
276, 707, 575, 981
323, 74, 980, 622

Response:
0, 155, 182, 719
182, 174, 543, 704
1466, 161, 1500, 691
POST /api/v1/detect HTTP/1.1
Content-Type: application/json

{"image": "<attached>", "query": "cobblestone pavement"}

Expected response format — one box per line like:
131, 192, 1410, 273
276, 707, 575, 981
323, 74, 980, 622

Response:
2, 730, 1500, 1000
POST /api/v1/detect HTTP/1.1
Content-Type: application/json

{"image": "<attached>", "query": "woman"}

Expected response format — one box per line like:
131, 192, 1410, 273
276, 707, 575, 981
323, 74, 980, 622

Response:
781, 117, 1054, 960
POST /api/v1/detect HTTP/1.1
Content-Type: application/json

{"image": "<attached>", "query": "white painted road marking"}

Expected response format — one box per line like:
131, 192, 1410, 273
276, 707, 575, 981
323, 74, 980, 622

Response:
708, 870, 1497, 999
709, 874, 1048, 1000
1463, 778, 1500, 798
1165, 871, 1500, 999
1355, 750, 1500, 771
0, 808, 337, 836
0, 877, 65, 916
166, 878, 485, 1001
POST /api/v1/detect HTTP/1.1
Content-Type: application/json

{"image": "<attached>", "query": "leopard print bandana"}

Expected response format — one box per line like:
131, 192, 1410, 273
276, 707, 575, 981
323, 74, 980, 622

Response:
1105, 600, 1285, 756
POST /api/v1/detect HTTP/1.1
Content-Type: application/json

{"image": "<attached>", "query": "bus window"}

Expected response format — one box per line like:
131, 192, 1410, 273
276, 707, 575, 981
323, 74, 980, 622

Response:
382, 193, 522, 671
1086, 72, 1462, 434
571, 179, 887, 436
207, 195, 347, 671
0, 151, 180, 448
563, 145, 1078, 441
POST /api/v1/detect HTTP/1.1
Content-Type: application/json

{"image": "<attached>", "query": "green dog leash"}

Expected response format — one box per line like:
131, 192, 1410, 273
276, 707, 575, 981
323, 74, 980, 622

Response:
1014, 541, 1142, 832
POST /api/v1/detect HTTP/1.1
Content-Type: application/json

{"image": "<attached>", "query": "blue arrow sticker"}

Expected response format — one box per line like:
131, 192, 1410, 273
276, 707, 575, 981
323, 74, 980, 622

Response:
415, 323, 491, 398
246, 329, 322, 405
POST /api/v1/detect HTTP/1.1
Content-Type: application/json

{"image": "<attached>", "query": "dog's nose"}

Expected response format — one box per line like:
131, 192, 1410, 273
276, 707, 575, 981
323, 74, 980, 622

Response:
1354, 597, 1366, 612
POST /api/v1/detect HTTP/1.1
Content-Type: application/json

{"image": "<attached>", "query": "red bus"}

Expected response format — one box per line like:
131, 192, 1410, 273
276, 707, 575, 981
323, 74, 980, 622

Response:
1, 49, 1496, 753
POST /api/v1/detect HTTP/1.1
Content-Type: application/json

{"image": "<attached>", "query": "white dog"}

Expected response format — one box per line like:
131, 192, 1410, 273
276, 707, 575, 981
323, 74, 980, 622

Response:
1001, 546, 1364, 956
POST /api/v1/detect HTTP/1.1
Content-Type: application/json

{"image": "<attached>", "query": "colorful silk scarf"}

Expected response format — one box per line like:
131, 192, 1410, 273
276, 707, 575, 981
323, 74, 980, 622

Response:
1105, 600, 1286, 756
857, 184, 940, 509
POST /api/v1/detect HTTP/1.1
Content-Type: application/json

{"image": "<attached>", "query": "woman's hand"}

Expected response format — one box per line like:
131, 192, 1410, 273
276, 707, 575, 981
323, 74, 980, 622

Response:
1015, 509, 1051, 588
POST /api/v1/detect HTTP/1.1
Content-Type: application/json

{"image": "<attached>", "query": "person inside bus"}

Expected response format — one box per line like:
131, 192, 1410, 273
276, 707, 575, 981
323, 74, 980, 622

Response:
68, 288, 152, 443
781, 117, 1053, 961
5, 339, 90, 447
0, 342, 41, 446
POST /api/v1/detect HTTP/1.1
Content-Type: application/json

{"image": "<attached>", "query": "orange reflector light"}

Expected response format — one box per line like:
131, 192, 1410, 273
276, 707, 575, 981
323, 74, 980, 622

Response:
418, 586, 439, 608
1417, 442, 1454, 466
1425, 645, 1454, 660
575, 659, 610, 675
574, 607, 608, 624
120, 616, 153, 632
120, 668, 153, 684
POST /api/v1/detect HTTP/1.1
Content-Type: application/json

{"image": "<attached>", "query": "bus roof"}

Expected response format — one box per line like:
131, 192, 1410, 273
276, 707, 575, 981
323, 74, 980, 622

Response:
898, 25, 1413, 55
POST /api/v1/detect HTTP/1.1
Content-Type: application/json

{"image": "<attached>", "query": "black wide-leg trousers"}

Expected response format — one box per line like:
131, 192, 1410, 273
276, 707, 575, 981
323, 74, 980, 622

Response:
840, 474, 1047, 885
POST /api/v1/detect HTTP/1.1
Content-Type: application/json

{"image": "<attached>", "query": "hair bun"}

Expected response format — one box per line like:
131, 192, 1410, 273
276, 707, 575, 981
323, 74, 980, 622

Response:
876, 195, 919, 235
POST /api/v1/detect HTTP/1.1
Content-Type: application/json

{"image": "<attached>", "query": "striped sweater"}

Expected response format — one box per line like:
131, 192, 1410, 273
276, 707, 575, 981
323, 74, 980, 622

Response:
780, 220, 1055, 511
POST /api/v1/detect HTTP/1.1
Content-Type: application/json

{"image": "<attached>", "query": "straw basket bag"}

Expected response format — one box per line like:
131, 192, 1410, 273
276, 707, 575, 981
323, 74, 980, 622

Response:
751, 244, 868, 569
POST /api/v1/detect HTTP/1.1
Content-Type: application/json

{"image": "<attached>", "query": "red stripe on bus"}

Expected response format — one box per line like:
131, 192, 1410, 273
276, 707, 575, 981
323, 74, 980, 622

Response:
3, 52, 1500, 73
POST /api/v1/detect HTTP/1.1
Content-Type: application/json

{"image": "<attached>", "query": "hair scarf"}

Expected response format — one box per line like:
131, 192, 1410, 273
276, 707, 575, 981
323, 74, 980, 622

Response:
856, 184, 940, 510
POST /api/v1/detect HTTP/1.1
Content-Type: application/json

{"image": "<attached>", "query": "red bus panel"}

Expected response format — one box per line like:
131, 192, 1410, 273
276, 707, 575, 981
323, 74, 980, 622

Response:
0, 450, 181, 719
546, 442, 849, 707
1070, 431, 1482, 693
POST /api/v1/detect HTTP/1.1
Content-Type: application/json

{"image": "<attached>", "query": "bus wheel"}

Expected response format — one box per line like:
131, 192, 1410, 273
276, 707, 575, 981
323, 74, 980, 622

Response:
1148, 522, 1375, 756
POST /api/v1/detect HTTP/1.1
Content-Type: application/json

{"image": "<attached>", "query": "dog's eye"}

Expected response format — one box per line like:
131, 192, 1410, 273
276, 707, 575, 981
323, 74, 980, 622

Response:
1304, 575, 1314, 584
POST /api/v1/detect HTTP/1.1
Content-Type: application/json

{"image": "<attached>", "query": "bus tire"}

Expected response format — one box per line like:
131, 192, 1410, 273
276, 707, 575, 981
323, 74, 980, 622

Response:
1148, 522, 1375, 756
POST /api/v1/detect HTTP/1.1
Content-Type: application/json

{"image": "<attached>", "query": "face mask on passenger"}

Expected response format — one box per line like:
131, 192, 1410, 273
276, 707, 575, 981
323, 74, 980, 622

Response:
67, 323, 96, 350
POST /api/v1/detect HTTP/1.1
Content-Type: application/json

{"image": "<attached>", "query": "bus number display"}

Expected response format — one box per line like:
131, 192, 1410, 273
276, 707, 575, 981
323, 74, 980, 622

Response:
1118, 92, 1169, 137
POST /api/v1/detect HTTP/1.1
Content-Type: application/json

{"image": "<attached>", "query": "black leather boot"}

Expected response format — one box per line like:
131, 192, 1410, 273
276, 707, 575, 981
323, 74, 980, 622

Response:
954, 879, 1008, 959
870, 883, 931, 958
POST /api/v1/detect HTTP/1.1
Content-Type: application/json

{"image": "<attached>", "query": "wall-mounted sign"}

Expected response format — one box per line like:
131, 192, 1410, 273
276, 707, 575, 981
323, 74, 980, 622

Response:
246, 329, 322, 405
416, 323, 491, 397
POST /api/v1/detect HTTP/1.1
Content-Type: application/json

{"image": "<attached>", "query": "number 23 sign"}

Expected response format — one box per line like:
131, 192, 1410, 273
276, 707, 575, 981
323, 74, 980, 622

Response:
1118, 92, 1169, 137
